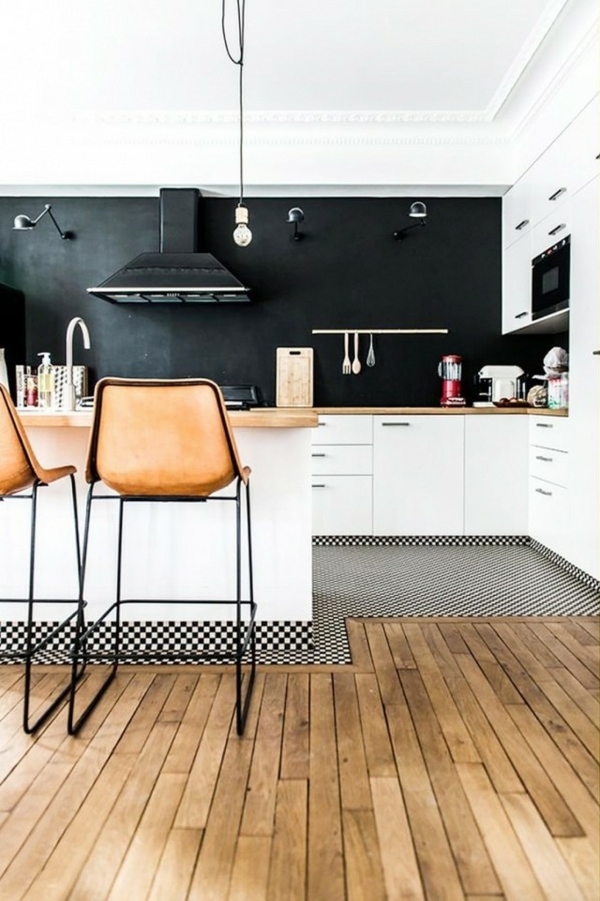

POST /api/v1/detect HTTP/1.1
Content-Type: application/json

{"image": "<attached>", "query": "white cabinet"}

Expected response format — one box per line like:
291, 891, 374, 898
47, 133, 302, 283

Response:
502, 235, 532, 333
372, 416, 464, 535
502, 179, 533, 249
464, 417, 528, 535
565, 175, 600, 578
502, 98, 598, 336
528, 416, 572, 561
311, 415, 373, 535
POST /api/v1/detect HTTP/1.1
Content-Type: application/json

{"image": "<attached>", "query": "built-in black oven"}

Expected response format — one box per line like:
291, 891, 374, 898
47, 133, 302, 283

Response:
531, 235, 570, 321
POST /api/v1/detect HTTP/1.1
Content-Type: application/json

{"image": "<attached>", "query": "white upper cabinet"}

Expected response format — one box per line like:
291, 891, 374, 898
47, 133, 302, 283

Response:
502, 234, 532, 334
502, 179, 533, 249
502, 98, 598, 335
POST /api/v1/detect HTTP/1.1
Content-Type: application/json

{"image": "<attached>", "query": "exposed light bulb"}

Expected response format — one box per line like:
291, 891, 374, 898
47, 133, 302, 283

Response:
233, 204, 253, 247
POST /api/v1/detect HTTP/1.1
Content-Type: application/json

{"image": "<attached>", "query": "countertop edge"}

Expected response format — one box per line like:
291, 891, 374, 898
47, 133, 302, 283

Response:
312, 407, 568, 416
19, 408, 320, 429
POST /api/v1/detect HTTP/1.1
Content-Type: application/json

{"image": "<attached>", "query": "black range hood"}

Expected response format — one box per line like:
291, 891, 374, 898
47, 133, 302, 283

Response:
87, 188, 250, 303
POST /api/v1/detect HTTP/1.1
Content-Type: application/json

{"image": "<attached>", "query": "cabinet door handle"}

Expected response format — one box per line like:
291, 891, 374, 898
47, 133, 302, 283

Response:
535, 487, 553, 496
536, 423, 553, 428
548, 223, 566, 236
312, 484, 326, 489
548, 187, 567, 201
535, 455, 553, 462
311, 453, 326, 457
381, 422, 411, 427
514, 311, 529, 319
317, 422, 327, 427
593, 350, 600, 355
515, 219, 530, 230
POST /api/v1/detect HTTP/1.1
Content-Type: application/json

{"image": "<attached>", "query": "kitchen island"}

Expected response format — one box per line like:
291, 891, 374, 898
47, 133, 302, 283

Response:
5, 409, 317, 638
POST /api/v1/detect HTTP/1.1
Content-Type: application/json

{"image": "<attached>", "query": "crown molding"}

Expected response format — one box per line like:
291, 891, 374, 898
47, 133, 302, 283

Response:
484, 0, 570, 119
6, 108, 491, 126
510, 19, 599, 137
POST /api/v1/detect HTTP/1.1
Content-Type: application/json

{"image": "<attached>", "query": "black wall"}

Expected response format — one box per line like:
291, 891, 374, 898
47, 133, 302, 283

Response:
0, 195, 566, 406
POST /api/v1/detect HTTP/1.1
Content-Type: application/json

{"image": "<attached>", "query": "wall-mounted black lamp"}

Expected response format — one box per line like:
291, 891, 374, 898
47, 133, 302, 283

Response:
13, 204, 74, 240
393, 201, 427, 241
287, 207, 305, 241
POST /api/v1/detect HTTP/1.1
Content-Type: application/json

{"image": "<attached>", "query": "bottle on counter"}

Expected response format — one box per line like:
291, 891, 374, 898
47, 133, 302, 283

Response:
37, 352, 55, 409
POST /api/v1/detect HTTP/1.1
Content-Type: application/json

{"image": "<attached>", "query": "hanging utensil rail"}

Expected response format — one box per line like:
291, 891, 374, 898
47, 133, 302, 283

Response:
311, 328, 449, 335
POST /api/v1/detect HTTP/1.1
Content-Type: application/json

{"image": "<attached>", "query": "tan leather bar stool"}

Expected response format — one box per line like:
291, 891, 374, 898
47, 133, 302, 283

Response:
68, 377, 257, 736
0, 384, 82, 733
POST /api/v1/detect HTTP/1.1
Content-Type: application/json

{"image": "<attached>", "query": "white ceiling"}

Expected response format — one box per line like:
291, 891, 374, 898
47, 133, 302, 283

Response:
1, 0, 575, 116
0, 0, 596, 192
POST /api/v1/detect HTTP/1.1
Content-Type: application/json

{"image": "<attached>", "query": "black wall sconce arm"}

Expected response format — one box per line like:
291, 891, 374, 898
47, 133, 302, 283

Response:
393, 219, 427, 241
393, 201, 428, 241
13, 204, 74, 240
287, 207, 305, 241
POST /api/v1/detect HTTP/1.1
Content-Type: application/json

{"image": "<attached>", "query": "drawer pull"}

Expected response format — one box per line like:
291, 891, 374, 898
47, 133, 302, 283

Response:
381, 422, 411, 427
535, 455, 553, 462
312, 484, 326, 489
548, 187, 566, 201
548, 223, 566, 236
515, 219, 530, 230
536, 423, 553, 428
311, 453, 326, 458
514, 311, 529, 319
535, 487, 553, 497
317, 422, 327, 427
593, 350, 600, 356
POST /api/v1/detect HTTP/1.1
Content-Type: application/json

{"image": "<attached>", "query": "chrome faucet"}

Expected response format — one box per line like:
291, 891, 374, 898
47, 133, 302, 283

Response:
65, 317, 91, 411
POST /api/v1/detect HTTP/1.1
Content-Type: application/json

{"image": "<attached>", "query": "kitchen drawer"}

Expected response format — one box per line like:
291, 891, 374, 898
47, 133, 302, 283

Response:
528, 477, 571, 558
529, 416, 569, 452
313, 414, 373, 445
311, 444, 372, 475
312, 475, 373, 536
528, 445, 569, 488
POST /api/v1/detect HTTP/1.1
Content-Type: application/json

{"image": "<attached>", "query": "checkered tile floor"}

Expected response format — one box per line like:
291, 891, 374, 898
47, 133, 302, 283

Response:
310, 544, 600, 664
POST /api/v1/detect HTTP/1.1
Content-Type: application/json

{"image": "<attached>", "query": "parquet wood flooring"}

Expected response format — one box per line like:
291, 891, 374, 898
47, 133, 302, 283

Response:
0, 616, 597, 901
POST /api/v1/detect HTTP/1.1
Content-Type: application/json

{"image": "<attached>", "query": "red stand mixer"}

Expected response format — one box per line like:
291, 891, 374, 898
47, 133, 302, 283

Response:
438, 354, 466, 407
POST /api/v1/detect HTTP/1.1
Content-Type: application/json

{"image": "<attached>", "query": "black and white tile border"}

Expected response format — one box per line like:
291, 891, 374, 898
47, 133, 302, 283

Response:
0, 620, 314, 666
530, 539, 600, 593
313, 535, 530, 548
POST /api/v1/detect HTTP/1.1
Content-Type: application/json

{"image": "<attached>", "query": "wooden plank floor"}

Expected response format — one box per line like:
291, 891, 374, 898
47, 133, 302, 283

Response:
0, 616, 598, 901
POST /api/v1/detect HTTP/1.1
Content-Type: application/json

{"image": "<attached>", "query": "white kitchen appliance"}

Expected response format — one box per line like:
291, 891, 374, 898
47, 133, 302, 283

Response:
475, 365, 524, 406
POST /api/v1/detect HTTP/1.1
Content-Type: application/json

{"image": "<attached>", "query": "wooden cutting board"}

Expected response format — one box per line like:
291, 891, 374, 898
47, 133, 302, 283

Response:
276, 347, 314, 407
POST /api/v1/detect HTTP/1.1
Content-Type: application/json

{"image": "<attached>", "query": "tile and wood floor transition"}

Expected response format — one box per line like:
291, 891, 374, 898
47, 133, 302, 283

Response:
0, 617, 598, 901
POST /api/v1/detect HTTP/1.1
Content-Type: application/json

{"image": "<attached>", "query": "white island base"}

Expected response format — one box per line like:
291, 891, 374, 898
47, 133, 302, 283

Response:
1, 410, 316, 658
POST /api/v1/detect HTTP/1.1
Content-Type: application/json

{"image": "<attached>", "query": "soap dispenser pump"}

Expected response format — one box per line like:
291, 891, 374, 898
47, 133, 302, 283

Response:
37, 352, 55, 409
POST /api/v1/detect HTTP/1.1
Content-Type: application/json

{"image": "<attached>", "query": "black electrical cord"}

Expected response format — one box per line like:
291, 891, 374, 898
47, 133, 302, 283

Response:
222, 0, 247, 207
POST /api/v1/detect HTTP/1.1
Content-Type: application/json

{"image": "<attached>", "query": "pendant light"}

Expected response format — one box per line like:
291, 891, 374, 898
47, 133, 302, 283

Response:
222, 0, 252, 246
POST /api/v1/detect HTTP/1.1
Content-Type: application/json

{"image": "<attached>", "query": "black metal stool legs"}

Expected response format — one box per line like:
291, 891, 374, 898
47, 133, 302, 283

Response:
67, 485, 119, 735
22, 474, 83, 734
235, 478, 257, 736
68, 477, 258, 736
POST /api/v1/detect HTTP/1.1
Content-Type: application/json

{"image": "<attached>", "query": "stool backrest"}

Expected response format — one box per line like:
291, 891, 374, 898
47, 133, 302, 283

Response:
0, 384, 42, 495
86, 378, 247, 496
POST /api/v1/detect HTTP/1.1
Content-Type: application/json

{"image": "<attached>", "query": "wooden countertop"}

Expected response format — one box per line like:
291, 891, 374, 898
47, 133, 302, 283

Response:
18, 406, 568, 428
18, 408, 320, 429
314, 407, 568, 416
